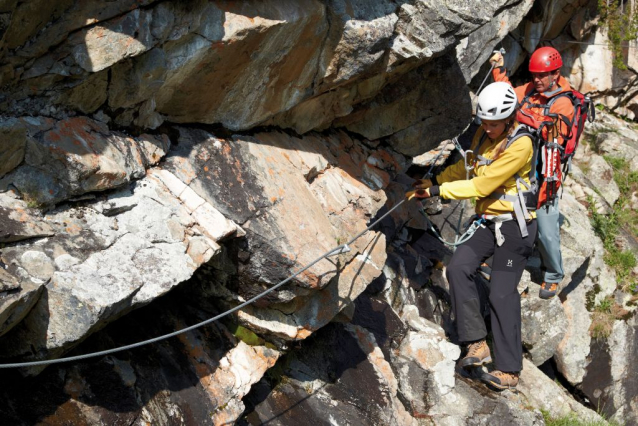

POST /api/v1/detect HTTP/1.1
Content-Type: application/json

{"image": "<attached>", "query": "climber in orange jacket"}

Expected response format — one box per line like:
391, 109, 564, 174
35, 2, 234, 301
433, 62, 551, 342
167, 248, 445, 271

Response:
488, 46, 574, 300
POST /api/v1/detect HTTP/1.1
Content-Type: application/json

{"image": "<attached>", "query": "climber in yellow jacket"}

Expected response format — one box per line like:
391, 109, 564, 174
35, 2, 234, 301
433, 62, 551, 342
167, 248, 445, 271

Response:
407, 82, 538, 390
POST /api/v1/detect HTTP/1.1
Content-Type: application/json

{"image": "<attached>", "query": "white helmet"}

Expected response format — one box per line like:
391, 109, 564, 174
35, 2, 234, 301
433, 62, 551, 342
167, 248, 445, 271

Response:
476, 82, 517, 120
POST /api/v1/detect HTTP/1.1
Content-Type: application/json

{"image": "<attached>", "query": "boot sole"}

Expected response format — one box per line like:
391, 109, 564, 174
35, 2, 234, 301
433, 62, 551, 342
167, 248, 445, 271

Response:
483, 381, 518, 391
481, 374, 518, 391
539, 283, 558, 299
460, 356, 492, 369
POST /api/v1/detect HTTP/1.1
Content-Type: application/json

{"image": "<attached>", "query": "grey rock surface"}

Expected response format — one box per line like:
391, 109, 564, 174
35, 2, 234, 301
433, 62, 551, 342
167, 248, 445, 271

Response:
0, 0, 634, 424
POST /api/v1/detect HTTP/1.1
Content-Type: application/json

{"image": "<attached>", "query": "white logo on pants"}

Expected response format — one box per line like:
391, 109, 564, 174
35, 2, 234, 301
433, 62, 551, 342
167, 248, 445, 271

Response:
507, 259, 513, 267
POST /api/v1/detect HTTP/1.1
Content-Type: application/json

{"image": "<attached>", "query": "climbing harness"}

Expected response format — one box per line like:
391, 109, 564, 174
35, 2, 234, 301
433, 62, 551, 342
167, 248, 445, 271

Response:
418, 122, 539, 247
475, 124, 539, 237
0, 201, 405, 369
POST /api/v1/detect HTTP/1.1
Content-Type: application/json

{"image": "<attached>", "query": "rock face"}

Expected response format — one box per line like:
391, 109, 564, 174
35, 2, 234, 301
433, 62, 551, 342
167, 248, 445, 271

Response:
0, 0, 534, 155
0, 116, 170, 206
163, 128, 389, 340
0, 293, 280, 425
0, 168, 232, 371
581, 314, 638, 425
0, 0, 636, 425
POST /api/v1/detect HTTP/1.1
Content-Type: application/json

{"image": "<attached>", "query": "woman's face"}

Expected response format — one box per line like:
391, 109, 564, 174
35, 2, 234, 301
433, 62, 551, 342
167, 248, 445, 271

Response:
481, 119, 507, 140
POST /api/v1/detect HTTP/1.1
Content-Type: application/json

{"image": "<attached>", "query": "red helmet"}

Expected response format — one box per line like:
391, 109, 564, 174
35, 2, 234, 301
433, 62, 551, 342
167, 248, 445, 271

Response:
529, 47, 562, 72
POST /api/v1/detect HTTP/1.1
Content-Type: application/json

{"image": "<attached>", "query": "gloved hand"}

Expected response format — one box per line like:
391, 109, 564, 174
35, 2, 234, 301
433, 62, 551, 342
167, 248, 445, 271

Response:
406, 188, 431, 200
489, 51, 504, 67
412, 178, 433, 190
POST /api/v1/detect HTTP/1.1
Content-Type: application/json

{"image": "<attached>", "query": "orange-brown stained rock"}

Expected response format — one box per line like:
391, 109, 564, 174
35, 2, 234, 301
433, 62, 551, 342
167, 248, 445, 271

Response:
294, 328, 313, 340
44, 117, 103, 154
40, 402, 88, 426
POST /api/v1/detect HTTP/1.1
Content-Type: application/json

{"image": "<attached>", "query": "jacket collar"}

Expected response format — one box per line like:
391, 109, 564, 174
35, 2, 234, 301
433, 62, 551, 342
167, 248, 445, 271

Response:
524, 75, 572, 98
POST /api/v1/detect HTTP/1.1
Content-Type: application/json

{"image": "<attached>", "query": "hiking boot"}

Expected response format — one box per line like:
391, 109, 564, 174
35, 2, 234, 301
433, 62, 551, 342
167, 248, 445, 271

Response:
539, 282, 558, 299
478, 263, 492, 281
481, 370, 519, 390
460, 339, 491, 369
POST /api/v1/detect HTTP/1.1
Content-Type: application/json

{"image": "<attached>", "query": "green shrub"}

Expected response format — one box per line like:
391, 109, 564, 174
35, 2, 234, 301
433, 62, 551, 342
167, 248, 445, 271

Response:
588, 189, 638, 294
541, 408, 620, 425
598, 0, 638, 70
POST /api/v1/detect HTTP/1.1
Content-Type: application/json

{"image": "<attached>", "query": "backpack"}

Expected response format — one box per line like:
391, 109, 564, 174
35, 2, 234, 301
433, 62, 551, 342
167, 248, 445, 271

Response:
516, 88, 595, 206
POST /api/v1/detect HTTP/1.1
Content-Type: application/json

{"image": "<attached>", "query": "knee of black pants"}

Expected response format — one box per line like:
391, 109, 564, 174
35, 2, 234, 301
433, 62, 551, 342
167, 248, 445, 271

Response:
488, 271, 521, 309
446, 264, 476, 295
446, 249, 477, 286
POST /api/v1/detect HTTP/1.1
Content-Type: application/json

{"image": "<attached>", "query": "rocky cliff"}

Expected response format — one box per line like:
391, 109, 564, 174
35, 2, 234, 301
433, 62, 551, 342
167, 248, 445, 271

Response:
0, 0, 636, 425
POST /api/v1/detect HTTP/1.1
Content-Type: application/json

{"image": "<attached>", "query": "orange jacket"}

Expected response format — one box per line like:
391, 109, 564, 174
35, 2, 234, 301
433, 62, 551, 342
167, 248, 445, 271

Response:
492, 67, 574, 144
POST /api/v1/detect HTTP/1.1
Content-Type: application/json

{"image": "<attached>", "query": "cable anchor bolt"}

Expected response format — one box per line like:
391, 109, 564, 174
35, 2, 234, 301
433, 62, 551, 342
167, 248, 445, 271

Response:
327, 244, 351, 257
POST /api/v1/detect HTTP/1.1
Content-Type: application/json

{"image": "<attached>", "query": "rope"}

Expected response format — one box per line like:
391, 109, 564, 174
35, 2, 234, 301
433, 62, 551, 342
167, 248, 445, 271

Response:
418, 206, 482, 248
478, 62, 497, 95
0, 201, 405, 369
415, 137, 482, 248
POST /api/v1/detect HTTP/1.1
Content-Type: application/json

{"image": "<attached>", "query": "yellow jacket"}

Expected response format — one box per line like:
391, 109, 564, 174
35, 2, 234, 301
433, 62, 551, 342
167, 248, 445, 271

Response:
436, 125, 536, 218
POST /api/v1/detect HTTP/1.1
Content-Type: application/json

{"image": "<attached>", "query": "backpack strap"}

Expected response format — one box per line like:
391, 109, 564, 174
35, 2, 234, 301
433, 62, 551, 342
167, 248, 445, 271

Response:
545, 92, 577, 140
517, 88, 537, 110
472, 131, 492, 167
487, 124, 539, 238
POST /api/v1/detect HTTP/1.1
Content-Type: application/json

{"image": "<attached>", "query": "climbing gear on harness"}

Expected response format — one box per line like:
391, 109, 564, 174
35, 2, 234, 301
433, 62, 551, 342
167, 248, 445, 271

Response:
529, 46, 562, 72
460, 339, 492, 369
476, 82, 517, 120
517, 88, 595, 207
539, 282, 559, 299
417, 207, 486, 249
481, 370, 519, 390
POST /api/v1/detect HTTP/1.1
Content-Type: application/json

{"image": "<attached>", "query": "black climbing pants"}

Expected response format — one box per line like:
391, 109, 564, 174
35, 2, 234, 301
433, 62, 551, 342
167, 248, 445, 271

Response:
447, 219, 537, 373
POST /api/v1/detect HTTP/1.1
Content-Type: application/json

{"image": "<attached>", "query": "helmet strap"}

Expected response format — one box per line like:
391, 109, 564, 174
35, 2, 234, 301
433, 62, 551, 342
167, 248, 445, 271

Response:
548, 70, 559, 90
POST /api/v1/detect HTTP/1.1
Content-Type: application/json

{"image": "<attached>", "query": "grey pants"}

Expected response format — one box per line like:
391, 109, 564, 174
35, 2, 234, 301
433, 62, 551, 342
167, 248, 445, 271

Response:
447, 219, 537, 373
536, 199, 564, 284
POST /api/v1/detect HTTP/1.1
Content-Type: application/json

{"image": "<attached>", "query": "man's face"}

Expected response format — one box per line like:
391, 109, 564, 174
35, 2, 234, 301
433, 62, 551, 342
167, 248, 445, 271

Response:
531, 70, 559, 93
